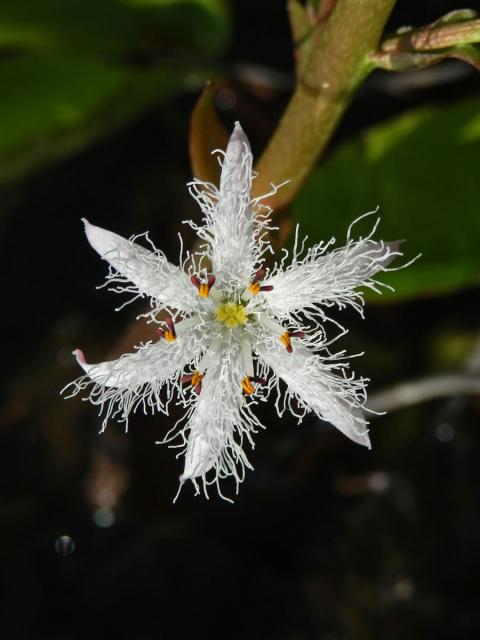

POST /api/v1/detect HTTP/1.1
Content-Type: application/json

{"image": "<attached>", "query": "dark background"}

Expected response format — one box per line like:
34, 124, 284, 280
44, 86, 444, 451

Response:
1, 1, 480, 638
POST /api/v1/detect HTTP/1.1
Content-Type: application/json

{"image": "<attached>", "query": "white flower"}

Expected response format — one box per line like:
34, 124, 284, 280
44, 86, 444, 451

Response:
63, 122, 405, 501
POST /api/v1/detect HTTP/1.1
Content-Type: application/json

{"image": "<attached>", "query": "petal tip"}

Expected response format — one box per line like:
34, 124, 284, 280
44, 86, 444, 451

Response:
72, 348, 85, 362
181, 432, 216, 481
72, 348, 89, 372
81, 219, 118, 258
220, 121, 252, 191
82, 218, 96, 243
359, 431, 371, 449
233, 120, 243, 133
81, 218, 93, 234
227, 121, 249, 152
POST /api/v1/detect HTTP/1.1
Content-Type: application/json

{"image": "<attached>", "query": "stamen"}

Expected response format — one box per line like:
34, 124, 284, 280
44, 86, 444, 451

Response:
247, 267, 273, 296
241, 376, 254, 395
280, 331, 292, 353
241, 375, 266, 395
280, 330, 305, 353
157, 316, 177, 342
248, 281, 261, 296
182, 371, 204, 394
191, 274, 216, 298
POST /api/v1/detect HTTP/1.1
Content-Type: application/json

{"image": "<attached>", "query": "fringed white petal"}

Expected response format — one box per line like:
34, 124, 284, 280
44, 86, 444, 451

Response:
264, 226, 402, 319
83, 220, 197, 314
176, 340, 263, 500
257, 341, 371, 448
187, 122, 273, 285
63, 336, 200, 431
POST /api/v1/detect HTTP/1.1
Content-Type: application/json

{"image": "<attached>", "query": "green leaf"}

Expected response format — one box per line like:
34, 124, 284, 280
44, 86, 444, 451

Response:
119, 0, 230, 54
0, 57, 183, 185
0, 0, 229, 59
293, 99, 480, 301
0, 0, 229, 185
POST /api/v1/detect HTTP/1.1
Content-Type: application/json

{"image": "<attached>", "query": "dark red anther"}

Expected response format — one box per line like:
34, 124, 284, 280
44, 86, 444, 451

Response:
165, 316, 176, 337
156, 328, 165, 339
260, 285, 273, 292
289, 331, 305, 339
193, 381, 203, 394
250, 376, 267, 386
253, 267, 266, 283
207, 275, 216, 289
191, 275, 201, 289
181, 373, 194, 384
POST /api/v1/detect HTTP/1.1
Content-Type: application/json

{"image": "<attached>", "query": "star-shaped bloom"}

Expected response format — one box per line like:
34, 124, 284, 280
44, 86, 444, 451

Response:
64, 122, 405, 500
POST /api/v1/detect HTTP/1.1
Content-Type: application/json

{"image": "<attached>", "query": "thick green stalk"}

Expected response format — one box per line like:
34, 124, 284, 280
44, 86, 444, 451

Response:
254, 0, 397, 207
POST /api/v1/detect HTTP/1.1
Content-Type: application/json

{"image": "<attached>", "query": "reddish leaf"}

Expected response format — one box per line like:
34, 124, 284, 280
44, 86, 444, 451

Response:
189, 80, 229, 183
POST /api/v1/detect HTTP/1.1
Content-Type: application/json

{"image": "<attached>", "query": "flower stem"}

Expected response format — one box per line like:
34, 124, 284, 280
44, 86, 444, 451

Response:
253, 0, 397, 208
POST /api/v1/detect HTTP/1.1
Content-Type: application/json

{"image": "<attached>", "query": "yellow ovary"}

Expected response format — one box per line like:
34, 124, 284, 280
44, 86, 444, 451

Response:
215, 302, 248, 328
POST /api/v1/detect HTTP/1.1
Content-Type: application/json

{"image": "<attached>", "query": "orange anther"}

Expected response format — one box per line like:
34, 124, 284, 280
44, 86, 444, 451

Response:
248, 281, 261, 296
280, 331, 292, 353
157, 317, 177, 342
191, 371, 203, 387
248, 268, 272, 295
199, 284, 210, 298
241, 376, 255, 395
182, 371, 203, 393
191, 274, 216, 298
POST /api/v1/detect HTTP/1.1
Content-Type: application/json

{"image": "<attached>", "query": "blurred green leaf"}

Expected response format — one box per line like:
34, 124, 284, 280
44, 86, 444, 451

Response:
294, 99, 480, 300
0, 0, 229, 185
0, 0, 229, 59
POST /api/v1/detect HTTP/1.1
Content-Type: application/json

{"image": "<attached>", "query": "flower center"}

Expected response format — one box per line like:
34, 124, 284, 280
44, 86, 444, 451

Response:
215, 302, 248, 328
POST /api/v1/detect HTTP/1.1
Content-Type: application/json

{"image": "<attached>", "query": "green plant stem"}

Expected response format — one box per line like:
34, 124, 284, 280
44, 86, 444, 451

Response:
253, 0, 397, 207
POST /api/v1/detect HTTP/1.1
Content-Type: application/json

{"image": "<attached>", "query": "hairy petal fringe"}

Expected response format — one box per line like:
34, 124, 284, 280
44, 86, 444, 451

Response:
264, 216, 403, 320
83, 220, 197, 314
62, 335, 202, 432
257, 341, 371, 448
170, 340, 264, 501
